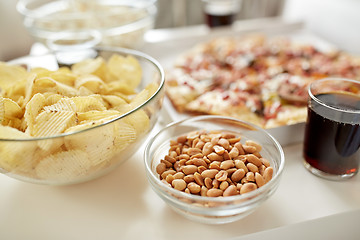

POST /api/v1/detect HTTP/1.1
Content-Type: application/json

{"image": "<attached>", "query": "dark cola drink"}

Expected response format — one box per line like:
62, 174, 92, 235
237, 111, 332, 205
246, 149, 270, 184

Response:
205, 13, 235, 28
303, 92, 360, 179
203, 0, 241, 28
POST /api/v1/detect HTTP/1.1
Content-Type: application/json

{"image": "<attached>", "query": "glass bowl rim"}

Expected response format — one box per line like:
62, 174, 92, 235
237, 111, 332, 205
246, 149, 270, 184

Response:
144, 115, 285, 204
2, 46, 165, 142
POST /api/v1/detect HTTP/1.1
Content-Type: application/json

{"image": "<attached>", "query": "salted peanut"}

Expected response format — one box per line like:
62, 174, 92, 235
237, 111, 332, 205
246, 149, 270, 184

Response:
201, 186, 208, 196
202, 142, 213, 156
212, 179, 220, 189
161, 159, 173, 168
231, 168, 246, 182
170, 139, 178, 146
184, 174, 195, 183
173, 172, 185, 179
213, 145, 225, 155
177, 135, 187, 144
236, 183, 242, 191
229, 147, 239, 159
247, 163, 259, 173
175, 147, 181, 156
181, 165, 198, 175
169, 145, 179, 152
201, 169, 219, 179
260, 158, 270, 168
243, 145, 257, 154
203, 156, 211, 164
263, 167, 274, 183
197, 165, 207, 174
187, 131, 199, 140
226, 168, 237, 176
259, 165, 266, 175
215, 170, 228, 181
200, 134, 211, 142
218, 138, 230, 150
164, 155, 176, 164
245, 140, 262, 152
184, 188, 190, 194
246, 154, 262, 167
188, 158, 207, 167
188, 182, 201, 194
156, 162, 167, 175
178, 154, 190, 160
211, 136, 220, 145
255, 172, 265, 187
223, 151, 231, 160
219, 181, 229, 191
188, 147, 202, 156
207, 152, 223, 161
228, 137, 241, 144
204, 177, 213, 189
234, 142, 245, 155
253, 152, 262, 158
161, 169, 176, 179
169, 151, 178, 159
246, 172, 255, 182
220, 160, 235, 170
209, 161, 221, 170
240, 183, 258, 194
190, 153, 203, 159
234, 160, 248, 173
195, 140, 205, 149
165, 174, 175, 184
221, 132, 236, 139
194, 172, 204, 186
192, 138, 200, 148
223, 185, 238, 197
172, 179, 187, 191
207, 188, 223, 197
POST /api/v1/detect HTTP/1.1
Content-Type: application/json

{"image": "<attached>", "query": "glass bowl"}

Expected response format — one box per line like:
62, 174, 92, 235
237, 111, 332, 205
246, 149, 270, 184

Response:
144, 115, 285, 224
0, 47, 165, 185
16, 0, 157, 50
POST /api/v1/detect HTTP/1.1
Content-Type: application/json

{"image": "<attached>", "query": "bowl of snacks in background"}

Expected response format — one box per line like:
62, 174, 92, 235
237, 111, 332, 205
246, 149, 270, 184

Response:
0, 46, 164, 185
16, 0, 157, 50
144, 115, 284, 224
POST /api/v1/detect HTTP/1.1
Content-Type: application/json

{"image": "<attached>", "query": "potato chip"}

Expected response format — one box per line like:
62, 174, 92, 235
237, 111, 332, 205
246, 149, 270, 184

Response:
71, 57, 107, 80
2, 79, 26, 103
101, 81, 136, 95
43, 98, 77, 112
49, 71, 77, 86
44, 93, 63, 106
0, 126, 37, 172
106, 54, 142, 88
113, 120, 137, 152
77, 110, 120, 123
35, 149, 90, 181
0, 62, 28, 89
75, 74, 105, 93
129, 89, 149, 109
71, 95, 106, 112
0, 97, 23, 126
115, 103, 150, 136
102, 95, 128, 108
24, 93, 46, 130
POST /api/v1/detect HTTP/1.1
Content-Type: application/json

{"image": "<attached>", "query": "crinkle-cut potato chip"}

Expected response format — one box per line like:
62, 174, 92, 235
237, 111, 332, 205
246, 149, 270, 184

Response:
114, 103, 150, 136
49, 71, 77, 86
102, 95, 128, 108
35, 150, 91, 181
113, 120, 137, 152
78, 110, 120, 123
129, 89, 149, 109
0, 126, 37, 172
106, 54, 142, 88
0, 62, 27, 89
24, 93, 46, 129
71, 57, 107, 80
43, 98, 77, 112
71, 95, 106, 112
101, 81, 136, 95
0, 97, 23, 126
75, 74, 105, 93
44, 93, 63, 106
64, 119, 118, 166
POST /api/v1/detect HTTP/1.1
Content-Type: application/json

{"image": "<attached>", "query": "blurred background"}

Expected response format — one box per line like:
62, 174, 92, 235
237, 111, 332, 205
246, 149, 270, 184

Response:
1, 0, 359, 61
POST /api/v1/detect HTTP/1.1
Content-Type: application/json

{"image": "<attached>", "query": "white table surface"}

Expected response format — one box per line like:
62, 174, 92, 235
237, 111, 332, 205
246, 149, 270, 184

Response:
1, 18, 360, 239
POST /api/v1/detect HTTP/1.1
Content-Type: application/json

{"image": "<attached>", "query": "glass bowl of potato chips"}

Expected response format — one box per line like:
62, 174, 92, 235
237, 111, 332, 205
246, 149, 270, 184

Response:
0, 47, 164, 185
17, 0, 157, 50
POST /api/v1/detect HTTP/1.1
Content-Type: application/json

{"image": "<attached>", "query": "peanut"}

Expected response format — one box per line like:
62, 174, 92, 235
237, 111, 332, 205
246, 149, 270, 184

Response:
156, 130, 273, 197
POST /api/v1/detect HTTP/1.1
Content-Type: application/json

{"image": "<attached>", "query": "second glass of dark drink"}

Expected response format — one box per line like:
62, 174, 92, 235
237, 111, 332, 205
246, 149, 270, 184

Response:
303, 78, 360, 180
202, 0, 242, 28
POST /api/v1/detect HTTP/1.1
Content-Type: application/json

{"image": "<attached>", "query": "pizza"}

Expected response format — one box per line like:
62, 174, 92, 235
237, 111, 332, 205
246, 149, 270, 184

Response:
165, 34, 360, 128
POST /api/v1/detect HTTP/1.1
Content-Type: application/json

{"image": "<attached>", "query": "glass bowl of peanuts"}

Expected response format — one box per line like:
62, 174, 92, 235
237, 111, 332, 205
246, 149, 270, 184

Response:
144, 115, 285, 224
0, 47, 164, 185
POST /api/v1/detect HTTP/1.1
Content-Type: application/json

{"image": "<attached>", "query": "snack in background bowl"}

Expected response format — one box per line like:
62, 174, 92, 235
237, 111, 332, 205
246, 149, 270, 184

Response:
0, 47, 164, 185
